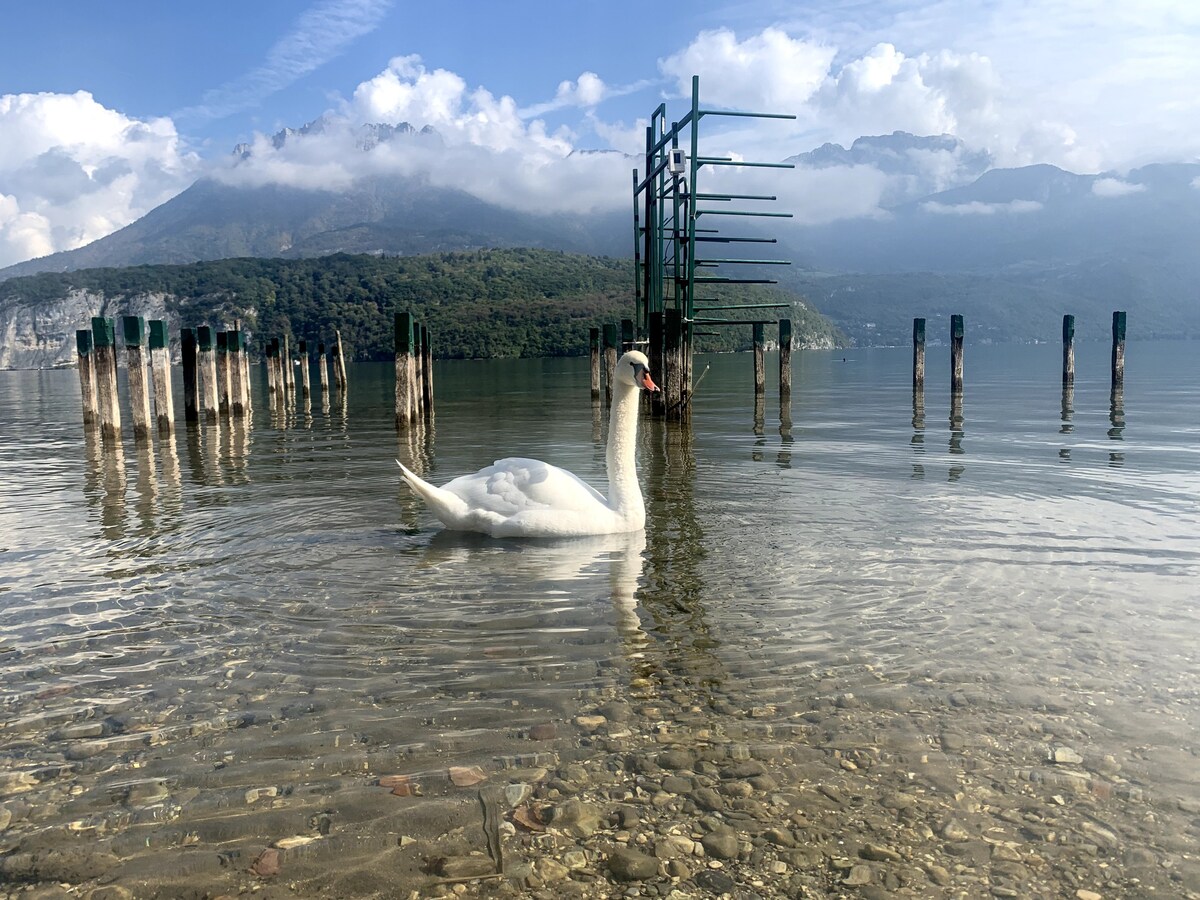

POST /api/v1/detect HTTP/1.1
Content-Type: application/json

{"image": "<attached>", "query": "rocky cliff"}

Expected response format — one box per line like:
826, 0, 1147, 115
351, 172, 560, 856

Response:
0, 291, 179, 369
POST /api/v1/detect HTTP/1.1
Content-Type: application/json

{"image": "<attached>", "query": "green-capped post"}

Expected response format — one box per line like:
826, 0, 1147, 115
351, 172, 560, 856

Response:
779, 318, 793, 397
216, 331, 232, 417
752, 322, 766, 396
913, 317, 926, 392
148, 321, 175, 434
1111, 310, 1127, 389
950, 315, 964, 395
91, 317, 121, 441
122, 315, 153, 441
76, 329, 98, 429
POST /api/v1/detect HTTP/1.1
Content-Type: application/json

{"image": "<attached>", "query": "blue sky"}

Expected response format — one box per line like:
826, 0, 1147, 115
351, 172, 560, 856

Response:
2, 0, 1199, 267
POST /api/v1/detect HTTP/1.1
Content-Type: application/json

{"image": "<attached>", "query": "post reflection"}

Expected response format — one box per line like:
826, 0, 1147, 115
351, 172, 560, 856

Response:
1108, 387, 1125, 467
1059, 385, 1075, 463
911, 387, 926, 479
752, 394, 765, 462
949, 393, 965, 481
777, 393, 793, 469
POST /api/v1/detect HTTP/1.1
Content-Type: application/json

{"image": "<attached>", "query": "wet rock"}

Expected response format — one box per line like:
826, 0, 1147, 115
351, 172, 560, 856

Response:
658, 749, 694, 770
535, 858, 570, 883
1051, 746, 1084, 765
574, 714, 607, 731
844, 864, 873, 885
763, 827, 796, 847
608, 847, 658, 882
940, 819, 971, 841
86, 888, 134, 900
529, 723, 557, 741
546, 798, 602, 836
701, 827, 740, 859
249, 848, 281, 878
860, 843, 901, 862
0, 806, 12, 831
692, 787, 725, 811
448, 765, 488, 787
723, 760, 768, 779
695, 869, 736, 893
435, 855, 496, 878
598, 701, 631, 722
662, 775, 694, 794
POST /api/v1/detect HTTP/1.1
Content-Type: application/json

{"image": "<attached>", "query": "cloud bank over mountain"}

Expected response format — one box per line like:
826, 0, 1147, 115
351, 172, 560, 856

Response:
3, 1, 1199, 268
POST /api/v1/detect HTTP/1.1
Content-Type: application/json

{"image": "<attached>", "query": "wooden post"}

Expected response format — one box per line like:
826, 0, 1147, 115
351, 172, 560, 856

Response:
589, 327, 601, 401
752, 322, 766, 396
317, 341, 329, 398
913, 317, 926, 392
148, 320, 175, 434
234, 330, 251, 416
334, 330, 347, 393
620, 318, 634, 352
123, 315, 152, 441
1059, 314, 1076, 387
197, 325, 218, 424
263, 339, 275, 397
950, 314, 964, 395
92, 317, 122, 442
181, 327, 198, 423
413, 325, 425, 417
1111, 310, 1126, 389
664, 309, 683, 417
216, 331, 232, 416
602, 323, 618, 406
225, 330, 243, 417
421, 324, 433, 415
779, 319, 792, 397
76, 329, 98, 430
297, 339, 311, 400
395, 312, 415, 426
269, 338, 282, 401
282, 335, 293, 395
648, 312, 665, 416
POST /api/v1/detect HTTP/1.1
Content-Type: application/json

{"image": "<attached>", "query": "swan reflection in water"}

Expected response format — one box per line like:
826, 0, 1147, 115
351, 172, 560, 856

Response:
414, 529, 649, 650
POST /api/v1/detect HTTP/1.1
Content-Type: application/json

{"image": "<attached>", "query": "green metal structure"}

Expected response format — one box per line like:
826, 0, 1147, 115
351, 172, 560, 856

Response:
633, 75, 796, 337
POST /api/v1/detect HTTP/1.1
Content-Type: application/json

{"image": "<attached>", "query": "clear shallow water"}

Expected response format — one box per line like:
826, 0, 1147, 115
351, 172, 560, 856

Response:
1, 342, 1198, 896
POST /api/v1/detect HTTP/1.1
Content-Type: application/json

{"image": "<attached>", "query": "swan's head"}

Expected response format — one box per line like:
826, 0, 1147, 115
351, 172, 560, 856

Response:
616, 350, 659, 392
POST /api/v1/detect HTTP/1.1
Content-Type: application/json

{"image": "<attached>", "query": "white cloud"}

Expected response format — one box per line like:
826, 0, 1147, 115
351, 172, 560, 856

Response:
921, 199, 1043, 215
1092, 177, 1145, 197
175, 0, 392, 121
0, 91, 199, 268
216, 57, 631, 215
659, 27, 836, 112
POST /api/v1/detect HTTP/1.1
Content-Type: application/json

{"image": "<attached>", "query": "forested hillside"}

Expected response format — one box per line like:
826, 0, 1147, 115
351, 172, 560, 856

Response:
0, 249, 843, 361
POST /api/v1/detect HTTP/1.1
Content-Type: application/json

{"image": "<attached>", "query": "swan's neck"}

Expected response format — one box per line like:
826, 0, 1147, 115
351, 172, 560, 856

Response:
606, 382, 644, 525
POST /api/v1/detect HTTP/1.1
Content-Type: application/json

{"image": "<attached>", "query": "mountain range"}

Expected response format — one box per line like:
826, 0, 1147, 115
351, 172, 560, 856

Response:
2, 127, 1198, 347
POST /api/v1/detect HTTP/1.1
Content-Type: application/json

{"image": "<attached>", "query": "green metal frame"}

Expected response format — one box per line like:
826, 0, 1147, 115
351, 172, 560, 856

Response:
633, 75, 795, 333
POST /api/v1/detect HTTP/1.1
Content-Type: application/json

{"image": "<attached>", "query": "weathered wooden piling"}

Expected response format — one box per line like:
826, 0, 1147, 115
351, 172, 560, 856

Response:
752, 322, 766, 396
92, 317, 122, 441
181, 327, 198, 423
263, 340, 276, 397
420, 324, 433, 415
197, 326, 218, 424
1062, 314, 1076, 387
269, 338, 282, 400
413, 326, 425, 417
912, 318, 926, 391
281, 335, 294, 395
589, 327, 601, 401
333, 330, 347, 393
317, 341, 329, 397
1111, 310, 1126, 389
778, 318, 792, 397
297, 339, 311, 400
950, 314, 964, 394
621, 318, 634, 352
148, 320, 175, 434
603, 323, 618, 405
664, 310, 683, 415
76, 329, 98, 429
229, 330, 248, 417
394, 312, 416, 426
648, 312, 664, 415
122, 316, 153, 441
216, 331, 231, 416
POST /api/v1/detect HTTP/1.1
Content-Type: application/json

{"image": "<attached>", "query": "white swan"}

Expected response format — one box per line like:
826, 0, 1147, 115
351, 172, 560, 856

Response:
396, 350, 658, 538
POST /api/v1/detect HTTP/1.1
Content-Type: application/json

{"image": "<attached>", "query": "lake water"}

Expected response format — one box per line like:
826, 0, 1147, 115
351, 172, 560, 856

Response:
1, 342, 1198, 898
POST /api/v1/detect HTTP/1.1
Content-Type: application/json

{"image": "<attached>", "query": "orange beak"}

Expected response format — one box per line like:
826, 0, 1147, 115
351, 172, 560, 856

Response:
640, 371, 659, 392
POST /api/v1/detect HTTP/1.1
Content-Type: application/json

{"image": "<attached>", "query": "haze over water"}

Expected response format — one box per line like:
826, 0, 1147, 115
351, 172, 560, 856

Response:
0, 342, 1198, 897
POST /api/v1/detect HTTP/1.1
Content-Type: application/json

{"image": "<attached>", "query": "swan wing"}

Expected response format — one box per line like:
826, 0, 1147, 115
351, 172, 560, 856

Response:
441, 457, 609, 517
